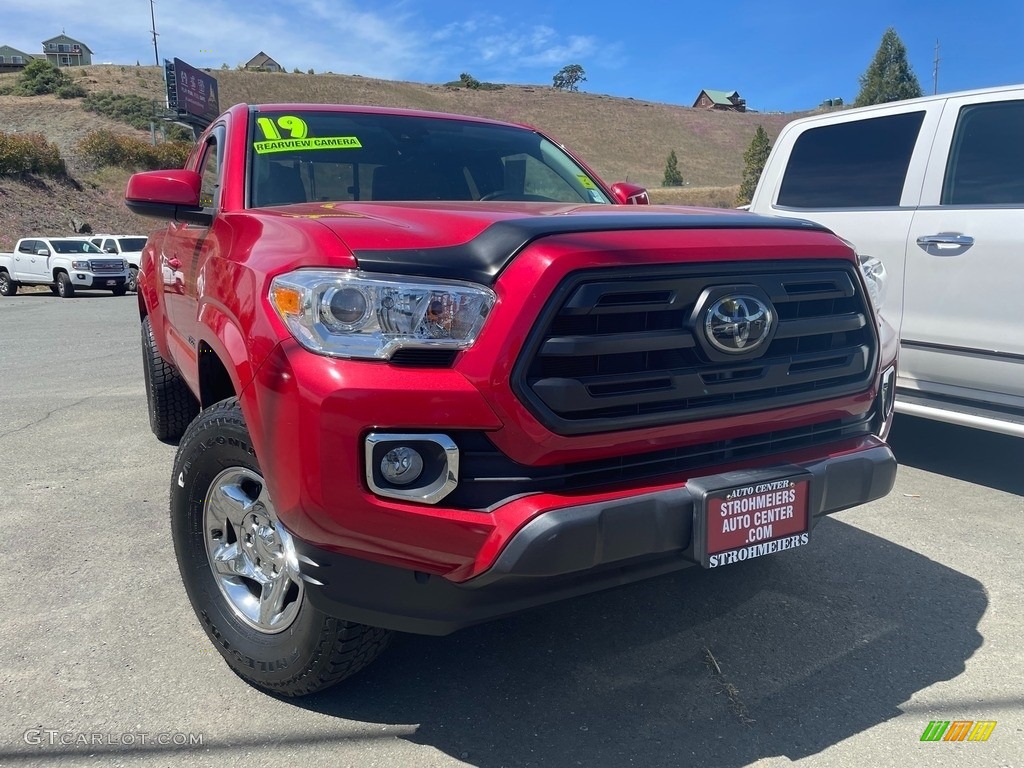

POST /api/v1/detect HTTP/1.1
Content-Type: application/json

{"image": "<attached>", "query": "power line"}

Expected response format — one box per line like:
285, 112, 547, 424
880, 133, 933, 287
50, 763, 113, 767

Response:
933, 39, 940, 95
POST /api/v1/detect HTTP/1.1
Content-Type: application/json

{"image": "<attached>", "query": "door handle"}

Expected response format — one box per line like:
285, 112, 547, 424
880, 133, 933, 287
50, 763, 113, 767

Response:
167, 257, 183, 269
916, 232, 974, 248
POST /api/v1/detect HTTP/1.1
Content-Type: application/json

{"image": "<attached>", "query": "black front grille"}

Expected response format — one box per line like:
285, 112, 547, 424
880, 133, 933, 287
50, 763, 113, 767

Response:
512, 261, 877, 435
446, 413, 874, 510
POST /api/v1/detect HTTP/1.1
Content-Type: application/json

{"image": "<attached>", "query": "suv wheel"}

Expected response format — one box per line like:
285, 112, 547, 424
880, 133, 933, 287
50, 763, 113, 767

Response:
141, 316, 199, 441
0, 271, 17, 296
171, 398, 392, 696
56, 272, 75, 298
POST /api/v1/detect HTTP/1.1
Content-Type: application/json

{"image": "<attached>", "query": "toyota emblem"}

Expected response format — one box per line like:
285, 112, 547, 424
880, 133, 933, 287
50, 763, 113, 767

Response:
704, 295, 774, 354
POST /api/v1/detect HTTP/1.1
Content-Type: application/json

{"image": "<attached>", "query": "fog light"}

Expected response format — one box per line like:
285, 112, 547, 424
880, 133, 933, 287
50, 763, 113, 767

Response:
365, 433, 459, 504
380, 447, 423, 486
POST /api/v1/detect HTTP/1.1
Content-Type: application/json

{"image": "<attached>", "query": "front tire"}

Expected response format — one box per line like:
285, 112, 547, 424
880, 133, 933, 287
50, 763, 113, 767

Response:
127, 266, 139, 293
171, 398, 392, 696
56, 272, 75, 298
141, 316, 199, 441
0, 270, 17, 296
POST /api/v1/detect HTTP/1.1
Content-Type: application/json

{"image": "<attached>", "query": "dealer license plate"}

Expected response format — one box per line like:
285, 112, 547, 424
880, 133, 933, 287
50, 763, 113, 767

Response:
693, 474, 810, 568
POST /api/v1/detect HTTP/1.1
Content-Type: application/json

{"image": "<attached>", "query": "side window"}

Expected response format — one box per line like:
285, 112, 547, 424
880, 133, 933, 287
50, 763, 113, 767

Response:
942, 100, 1024, 205
19, 240, 34, 253
778, 112, 925, 208
197, 139, 220, 209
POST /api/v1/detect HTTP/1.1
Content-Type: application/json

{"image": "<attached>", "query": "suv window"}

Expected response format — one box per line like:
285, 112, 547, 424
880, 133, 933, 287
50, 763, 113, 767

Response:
942, 100, 1024, 206
778, 111, 925, 208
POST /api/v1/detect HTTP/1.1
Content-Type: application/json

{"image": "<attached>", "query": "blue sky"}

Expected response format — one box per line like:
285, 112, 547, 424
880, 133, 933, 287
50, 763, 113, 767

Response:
6, 0, 1023, 112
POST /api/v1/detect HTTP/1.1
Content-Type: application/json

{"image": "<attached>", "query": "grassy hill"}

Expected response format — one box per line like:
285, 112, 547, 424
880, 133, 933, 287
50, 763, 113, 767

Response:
0, 64, 805, 250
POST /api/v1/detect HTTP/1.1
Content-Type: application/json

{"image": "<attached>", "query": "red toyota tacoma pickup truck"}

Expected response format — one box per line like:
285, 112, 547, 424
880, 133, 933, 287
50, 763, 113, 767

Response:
126, 103, 897, 696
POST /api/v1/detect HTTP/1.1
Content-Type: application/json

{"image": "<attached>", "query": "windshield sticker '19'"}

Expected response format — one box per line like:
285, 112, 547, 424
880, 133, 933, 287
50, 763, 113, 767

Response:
254, 114, 361, 154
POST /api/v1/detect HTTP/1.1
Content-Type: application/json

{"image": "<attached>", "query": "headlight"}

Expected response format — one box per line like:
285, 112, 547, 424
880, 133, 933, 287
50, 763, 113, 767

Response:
269, 270, 496, 359
72, 260, 90, 270
857, 254, 887, 311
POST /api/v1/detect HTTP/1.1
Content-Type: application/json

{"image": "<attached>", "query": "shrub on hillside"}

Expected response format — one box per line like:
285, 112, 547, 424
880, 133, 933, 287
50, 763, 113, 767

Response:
77, 130, 192, 171
0, 131, 65, 175
13, 59, 80, 96
56, 82, 87, 99
82, 91, 161, 131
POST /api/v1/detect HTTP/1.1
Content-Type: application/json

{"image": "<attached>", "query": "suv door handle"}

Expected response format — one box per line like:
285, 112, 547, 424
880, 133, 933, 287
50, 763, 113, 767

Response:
916, 232, 974, 248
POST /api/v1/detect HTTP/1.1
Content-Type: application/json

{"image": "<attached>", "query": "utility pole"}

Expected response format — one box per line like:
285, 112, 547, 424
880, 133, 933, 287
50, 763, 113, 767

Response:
933, 39, 940, 95
150, 0, 160, 66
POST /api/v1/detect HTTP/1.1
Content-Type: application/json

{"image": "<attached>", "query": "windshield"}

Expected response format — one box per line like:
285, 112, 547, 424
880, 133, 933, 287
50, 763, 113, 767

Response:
51, 240, 103, 254
248, 110, 612, 207
117, 237, 147, 251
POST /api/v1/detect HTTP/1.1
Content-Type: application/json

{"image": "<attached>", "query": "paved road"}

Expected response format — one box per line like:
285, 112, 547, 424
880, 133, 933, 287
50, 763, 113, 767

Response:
1, 294, 1021, 767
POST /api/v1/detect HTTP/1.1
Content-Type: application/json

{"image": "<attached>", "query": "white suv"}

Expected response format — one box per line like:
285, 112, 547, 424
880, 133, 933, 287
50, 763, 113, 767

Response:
750, 84, 1024, 437
88, 235, 147, 292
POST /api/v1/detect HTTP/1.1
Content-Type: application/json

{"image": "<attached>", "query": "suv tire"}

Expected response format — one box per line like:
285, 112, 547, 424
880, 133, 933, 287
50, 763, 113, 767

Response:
141, 316, 199, 441
171, 398, 393, 696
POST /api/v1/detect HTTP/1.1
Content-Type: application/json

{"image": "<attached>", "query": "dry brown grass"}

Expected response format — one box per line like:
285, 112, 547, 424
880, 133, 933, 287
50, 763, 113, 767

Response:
0, 64, 806, 244
648, 185, 742, 208
64, 65, 801, 189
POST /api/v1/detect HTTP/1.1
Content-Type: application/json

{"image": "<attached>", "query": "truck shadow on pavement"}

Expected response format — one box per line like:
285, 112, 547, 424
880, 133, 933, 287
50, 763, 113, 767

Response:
298, 519, 985, 767
888, 414, 1024, 496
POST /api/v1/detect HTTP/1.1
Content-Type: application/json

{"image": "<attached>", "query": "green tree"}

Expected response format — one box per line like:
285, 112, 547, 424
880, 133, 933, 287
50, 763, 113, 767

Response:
662, 149, 683, 187
736, 125, 772, 206
14, 59, 75, 96
552, 64, 586, 92
854, 28, 923, 106
459, 72, 481, 90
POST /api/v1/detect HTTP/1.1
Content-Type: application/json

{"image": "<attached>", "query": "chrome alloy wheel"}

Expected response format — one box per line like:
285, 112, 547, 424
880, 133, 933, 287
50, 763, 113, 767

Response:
203, 468, 303, 634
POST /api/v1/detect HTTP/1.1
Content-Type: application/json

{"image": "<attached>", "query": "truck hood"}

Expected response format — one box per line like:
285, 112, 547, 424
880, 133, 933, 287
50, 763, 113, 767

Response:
259, 201, 825, 285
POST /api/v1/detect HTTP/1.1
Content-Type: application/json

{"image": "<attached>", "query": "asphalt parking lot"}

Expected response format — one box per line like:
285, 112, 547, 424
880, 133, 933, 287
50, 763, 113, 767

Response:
1, 293, 1021, 767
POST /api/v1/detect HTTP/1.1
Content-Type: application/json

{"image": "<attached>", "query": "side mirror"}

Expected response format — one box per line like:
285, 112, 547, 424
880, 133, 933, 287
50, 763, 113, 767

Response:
36, 248, 49, 256
610, 182, 650, 205
125, 169, 211, 225
105, 246, 118, 254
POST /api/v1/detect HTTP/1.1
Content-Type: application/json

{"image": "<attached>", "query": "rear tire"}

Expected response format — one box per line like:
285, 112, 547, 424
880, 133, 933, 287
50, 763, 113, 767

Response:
171, 398, 392, 696
141, 316, 199, 441
56, 272, 75, 298
0, 270, 16, 296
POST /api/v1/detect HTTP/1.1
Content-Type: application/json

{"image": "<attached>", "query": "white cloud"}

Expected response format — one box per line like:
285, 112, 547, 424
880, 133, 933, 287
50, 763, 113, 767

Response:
4, 2, 602, 83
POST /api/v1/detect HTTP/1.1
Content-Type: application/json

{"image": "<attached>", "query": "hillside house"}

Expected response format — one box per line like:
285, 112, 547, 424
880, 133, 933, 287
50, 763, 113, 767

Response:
693, 89, 746, 112
0, 45, 34, 72
244, 52, 282, 72
42, 34, 92, 66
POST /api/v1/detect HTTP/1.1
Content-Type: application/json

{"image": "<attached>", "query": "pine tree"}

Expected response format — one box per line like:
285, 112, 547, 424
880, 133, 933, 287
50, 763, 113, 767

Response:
736, 126, 771, 206
662, 150, 683, 187
854, 28, 923, 106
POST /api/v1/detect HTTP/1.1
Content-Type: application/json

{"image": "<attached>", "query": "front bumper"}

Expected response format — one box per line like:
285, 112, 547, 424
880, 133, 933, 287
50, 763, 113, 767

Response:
72, 272, 127, 289
291, 442, 895, 635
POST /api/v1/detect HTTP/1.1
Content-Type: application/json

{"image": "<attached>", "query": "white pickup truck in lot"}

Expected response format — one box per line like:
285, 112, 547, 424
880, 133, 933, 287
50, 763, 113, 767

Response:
0, 237, 130, 298
85, 234, 147, 292
750, 83, 1024, 437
